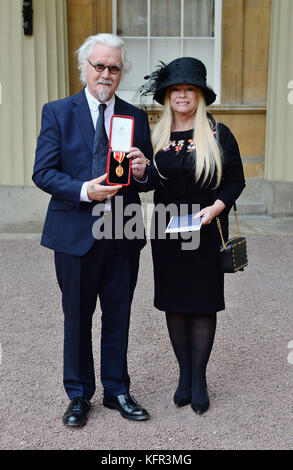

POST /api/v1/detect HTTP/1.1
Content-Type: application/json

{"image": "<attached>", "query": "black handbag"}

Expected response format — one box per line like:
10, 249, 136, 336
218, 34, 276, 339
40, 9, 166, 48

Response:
214, 121, 248, 273
215, 204, 248, 273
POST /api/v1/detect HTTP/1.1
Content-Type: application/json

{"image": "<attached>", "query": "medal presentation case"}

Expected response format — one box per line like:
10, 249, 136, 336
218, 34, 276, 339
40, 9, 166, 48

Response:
106, 115, 134, 186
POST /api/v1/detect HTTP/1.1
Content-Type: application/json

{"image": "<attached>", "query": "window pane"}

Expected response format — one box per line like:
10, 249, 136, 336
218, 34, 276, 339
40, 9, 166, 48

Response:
184, 0, 214, 37
119, 39, 148, 91
150, 38, 181, 71
150, 0, 181, 37
183, 39, 214, 86
117, 0, 147, 36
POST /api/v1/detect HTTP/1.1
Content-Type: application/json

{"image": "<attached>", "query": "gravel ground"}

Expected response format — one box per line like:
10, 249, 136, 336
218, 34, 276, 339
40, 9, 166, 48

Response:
1, 233, 293, 450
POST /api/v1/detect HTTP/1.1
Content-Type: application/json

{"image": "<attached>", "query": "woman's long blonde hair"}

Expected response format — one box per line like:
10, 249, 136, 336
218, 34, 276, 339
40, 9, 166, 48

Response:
151, 88, 223, 189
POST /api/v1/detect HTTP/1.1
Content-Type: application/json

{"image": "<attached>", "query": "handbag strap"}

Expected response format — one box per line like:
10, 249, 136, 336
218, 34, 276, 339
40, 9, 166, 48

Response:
214, 123, 242, 248
216, 207, 241, 251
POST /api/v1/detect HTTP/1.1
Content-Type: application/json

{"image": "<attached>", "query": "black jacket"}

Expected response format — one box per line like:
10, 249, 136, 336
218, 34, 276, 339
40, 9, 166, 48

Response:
153, 116, 246, 242
33, 89, 160, 256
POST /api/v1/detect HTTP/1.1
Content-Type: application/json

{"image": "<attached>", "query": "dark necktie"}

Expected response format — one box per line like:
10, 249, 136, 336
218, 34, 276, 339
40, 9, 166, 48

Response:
92, 103, 108, 179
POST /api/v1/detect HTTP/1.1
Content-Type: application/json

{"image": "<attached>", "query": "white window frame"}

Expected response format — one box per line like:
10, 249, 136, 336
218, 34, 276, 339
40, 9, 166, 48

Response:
113, 0, 222, 104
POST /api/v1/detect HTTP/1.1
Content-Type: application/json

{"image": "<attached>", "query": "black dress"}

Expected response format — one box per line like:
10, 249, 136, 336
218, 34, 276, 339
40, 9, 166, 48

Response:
151, 119, 246, 315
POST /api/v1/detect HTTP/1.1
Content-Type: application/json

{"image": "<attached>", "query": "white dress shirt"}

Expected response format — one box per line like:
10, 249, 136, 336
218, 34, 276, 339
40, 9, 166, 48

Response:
80, 86, 148, 210
80, 87, 116, 210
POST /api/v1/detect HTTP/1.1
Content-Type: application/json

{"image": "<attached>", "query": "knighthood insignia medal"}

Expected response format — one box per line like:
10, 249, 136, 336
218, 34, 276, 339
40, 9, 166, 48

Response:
113, 151, 125, 177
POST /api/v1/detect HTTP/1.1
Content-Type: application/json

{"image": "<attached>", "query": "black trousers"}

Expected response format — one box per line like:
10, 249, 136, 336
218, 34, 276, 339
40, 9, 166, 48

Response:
54, 238, 140, 400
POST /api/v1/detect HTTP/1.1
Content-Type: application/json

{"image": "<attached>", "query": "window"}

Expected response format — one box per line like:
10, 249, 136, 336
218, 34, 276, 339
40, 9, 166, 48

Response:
113, 0, 222, 104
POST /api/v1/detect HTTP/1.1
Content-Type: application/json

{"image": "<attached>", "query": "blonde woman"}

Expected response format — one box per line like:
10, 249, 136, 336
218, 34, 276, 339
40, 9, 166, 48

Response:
141, 57, 246, 414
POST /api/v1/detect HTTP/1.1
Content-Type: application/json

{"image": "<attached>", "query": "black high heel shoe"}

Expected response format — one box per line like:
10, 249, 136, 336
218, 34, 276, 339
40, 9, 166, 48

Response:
191, 384, 209, 414
173, 388, 191, 407
191, 400, 209, 414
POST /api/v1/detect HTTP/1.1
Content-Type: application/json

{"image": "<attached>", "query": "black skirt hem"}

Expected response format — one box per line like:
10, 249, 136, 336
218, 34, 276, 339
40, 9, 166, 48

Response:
154, 300, 225, 315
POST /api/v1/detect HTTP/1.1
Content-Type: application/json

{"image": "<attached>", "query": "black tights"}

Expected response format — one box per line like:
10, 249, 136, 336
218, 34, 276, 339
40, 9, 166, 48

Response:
165, 311, 217, 405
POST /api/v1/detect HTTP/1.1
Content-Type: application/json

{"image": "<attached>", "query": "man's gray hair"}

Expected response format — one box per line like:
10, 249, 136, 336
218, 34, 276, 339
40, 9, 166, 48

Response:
76, 33, 132, 84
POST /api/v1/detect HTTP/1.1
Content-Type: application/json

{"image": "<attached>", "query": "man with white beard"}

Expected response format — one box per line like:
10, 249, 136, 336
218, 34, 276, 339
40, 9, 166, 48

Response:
33, 34, 159, 427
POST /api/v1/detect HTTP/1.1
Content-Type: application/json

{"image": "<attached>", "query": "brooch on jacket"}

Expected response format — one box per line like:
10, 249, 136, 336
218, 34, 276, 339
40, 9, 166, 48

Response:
161, 130, 216, 155
162, 138, 196, 154
187, 139, 196, 152
162, 139, 185, 154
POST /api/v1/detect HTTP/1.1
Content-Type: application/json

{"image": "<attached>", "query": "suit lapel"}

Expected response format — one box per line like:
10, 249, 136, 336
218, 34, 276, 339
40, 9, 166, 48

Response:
114, 95, 131, 116
72, 88, 95, 153
114, 95, 137, 148
72, 92, 132, 153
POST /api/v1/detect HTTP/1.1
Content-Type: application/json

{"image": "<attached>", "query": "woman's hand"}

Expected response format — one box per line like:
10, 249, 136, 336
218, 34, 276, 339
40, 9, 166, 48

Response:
193, 199, 226, 225
127, 147, 150, 180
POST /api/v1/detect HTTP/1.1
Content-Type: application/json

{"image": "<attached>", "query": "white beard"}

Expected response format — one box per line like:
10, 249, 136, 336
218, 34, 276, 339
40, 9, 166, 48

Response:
97, 87, 111, 102
96, 79, 113, 102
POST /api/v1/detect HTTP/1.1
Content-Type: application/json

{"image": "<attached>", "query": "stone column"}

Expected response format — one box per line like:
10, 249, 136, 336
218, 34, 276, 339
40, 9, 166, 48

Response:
265, 0, 293, 215
0, 0, 69, 230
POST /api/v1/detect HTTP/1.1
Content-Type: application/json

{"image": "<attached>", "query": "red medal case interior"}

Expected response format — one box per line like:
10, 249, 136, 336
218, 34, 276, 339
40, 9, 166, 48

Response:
106, 114, 134, 186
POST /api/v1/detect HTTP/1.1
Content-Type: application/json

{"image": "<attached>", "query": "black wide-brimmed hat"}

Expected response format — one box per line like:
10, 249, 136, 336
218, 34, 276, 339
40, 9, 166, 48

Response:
140, 57, 217, 106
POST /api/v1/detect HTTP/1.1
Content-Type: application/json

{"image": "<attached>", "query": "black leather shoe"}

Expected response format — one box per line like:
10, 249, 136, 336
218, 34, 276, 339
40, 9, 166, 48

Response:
103, 393, 150, 421
63, 397, 91, 427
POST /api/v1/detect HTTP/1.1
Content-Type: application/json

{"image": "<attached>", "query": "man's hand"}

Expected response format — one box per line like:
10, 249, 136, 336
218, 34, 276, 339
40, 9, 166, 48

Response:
193, 199, 226, 225
127, 147, 150, 180
87, 173, 122, 201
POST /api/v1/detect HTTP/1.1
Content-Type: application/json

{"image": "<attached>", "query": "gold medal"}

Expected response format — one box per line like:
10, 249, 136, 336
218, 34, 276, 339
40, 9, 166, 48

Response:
116, 165, 124, 177
113, 151, 125, 177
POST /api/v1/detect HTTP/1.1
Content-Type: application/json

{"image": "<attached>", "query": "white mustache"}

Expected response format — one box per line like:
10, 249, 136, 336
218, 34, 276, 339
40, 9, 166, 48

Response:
96, 79, 113, 85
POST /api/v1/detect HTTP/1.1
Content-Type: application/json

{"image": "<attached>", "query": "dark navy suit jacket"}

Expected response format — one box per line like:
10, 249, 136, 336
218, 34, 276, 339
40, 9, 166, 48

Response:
33, 88, 160, 256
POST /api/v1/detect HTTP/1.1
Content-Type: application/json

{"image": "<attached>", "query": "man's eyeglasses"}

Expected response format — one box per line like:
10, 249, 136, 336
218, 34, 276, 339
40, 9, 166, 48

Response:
87, 60, 122, 75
